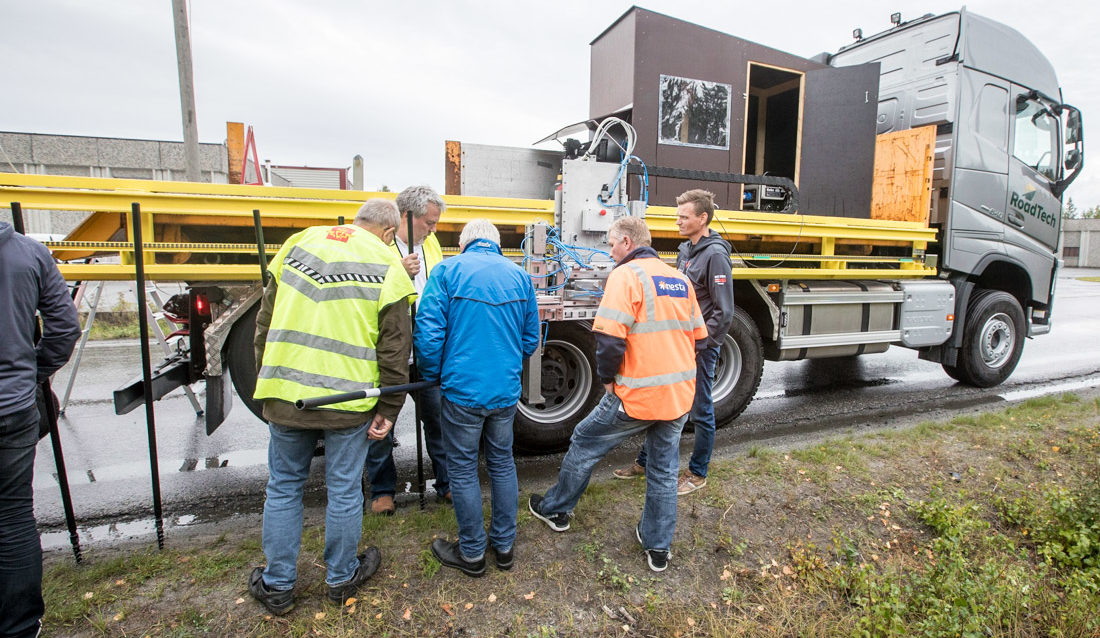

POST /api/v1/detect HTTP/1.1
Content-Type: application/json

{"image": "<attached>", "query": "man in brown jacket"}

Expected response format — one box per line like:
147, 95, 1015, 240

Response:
248, 198, 414, 614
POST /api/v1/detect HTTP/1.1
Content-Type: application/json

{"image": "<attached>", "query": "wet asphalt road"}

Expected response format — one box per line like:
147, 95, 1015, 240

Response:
33, 270, 1100, 551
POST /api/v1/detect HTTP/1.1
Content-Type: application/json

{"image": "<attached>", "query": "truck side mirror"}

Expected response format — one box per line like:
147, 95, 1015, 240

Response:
1066, 110, 1082, 144
1065, 149, 1081, 171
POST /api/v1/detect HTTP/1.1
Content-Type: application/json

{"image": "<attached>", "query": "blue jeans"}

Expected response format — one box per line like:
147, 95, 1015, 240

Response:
365, 384, 448, 498
440, 397, 518, 561
0, 406, 43, 638
636, 344, 719, 478
261, 422, 369, 590
541, 393, 686, 552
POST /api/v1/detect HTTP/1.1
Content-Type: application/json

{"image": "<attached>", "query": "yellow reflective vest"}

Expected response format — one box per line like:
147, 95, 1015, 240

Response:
254, 224, 415, 412
389, 233, 443, 295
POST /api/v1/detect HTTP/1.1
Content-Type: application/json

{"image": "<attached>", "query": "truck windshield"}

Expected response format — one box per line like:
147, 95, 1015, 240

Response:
1013, 98, 1060, 181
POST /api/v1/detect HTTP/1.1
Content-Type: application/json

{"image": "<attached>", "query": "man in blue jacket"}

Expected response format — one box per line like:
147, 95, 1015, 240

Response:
415, 219, 540, 577
0, 221, 80, 638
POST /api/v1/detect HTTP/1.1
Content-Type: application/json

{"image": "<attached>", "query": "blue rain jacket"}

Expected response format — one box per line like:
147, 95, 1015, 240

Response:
414, 239, 539, 409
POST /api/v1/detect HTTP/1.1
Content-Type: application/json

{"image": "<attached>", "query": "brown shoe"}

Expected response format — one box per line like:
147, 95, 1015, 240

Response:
676, 472, 706, 496
370, 494, 395, 515
613, 463, 646, 480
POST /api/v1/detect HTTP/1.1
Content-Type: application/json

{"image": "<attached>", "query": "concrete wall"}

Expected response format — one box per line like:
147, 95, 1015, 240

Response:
1059, 218, 1100, 267
0, 131, 228, 235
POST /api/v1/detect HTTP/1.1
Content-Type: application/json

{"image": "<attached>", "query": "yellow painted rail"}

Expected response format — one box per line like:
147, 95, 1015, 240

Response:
2, 173, 938, 281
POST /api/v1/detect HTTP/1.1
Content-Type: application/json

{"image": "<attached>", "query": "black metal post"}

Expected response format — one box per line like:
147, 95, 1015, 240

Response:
131, 204, 165, 549
10, 201, 25, 235
42, 374, 82, 563
252, 209, 268, 286
11, 203, 84, 563
405, 211, 426, 510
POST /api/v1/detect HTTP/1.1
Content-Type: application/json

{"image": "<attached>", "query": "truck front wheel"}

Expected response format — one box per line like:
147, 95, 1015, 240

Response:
711, 306, 765, 426
945, 289, 1025, 388
514, 322, 603, 454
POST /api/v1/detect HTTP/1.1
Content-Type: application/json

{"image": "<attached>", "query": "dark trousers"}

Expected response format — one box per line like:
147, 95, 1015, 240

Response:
0, 405, 43, 638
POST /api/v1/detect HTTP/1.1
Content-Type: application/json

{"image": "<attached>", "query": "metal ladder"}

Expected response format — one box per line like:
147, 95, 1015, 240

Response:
60, 280, 203, 416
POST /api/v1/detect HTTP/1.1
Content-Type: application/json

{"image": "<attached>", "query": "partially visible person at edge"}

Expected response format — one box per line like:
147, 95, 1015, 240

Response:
247, 199, 414, 614
0, 220, 80, 638
529, 216, 706, 572
365, 185, 449, 515
615, 189, 734, 495
414, 219, 539, 577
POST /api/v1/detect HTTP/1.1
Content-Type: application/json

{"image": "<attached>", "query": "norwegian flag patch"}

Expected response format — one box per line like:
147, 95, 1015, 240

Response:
713, 274, 728, 285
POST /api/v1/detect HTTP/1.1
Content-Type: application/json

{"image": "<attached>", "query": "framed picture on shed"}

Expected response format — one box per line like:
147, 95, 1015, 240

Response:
658, 74, 732, 149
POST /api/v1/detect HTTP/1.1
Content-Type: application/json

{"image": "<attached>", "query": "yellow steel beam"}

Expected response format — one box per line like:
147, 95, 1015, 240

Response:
5, 174, 939, 282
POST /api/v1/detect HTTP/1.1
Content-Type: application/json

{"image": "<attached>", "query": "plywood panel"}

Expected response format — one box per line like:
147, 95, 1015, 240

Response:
870, 126, 935, 224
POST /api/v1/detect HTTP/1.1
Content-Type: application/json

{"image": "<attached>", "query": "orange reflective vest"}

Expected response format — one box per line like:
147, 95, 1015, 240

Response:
592, 256, 707, 420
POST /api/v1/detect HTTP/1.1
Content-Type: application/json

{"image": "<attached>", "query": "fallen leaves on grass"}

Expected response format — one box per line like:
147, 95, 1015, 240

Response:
402, 608, 412, 621
523, 591, 535, 600
487, 593, 497, 602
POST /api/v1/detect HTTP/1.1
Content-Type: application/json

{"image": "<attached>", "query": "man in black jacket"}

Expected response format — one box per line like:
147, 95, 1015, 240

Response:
0, 220, 80, 638
614, 189, 734, 495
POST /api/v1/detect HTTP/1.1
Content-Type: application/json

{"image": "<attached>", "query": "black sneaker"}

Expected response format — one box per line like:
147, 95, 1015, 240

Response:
248, 567, 294, 615
326, 548, 382, 603
528, 494, 570, 532
635, 524, 670, 572
431, 539, 486, 577
492, 546, 514, 571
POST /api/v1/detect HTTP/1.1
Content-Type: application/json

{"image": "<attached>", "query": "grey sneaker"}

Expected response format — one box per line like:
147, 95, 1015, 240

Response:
529, 494, 570, 532
248, 567, 294, 615
613, 462, 646, 479
635, 524, 670, 572
676, 472, 707, 496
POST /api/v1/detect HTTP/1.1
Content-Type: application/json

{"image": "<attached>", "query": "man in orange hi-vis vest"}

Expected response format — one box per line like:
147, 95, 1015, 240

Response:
529, 217, 707, 572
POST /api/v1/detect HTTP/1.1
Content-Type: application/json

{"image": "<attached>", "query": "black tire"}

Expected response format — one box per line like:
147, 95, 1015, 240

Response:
514, 322, 603, 454
946, 289, 1025, 388
711, 306, 765, 426
226, 302, 265, 422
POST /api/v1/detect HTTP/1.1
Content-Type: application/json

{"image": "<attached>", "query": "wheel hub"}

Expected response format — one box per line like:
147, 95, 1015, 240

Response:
980, 312, 1014, 369
517, 339, 593, 424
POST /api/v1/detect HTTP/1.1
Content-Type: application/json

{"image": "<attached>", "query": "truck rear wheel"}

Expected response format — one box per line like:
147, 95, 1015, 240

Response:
226, 302, 265, 422
514, 322, 603, 454
946, 289, 1025, 388
712, 306, 765, 426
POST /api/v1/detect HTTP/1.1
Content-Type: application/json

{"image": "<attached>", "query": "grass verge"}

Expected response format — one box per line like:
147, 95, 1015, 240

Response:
42, 393, 1100, 636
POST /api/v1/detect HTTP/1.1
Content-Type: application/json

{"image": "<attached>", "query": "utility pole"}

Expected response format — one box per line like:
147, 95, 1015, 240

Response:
171, 0, 201, 182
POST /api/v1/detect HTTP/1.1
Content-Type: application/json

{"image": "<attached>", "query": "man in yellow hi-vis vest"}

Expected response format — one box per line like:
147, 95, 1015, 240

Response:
530, 217, 707, 573
366, 185, 449, 515
248, 199, 414, 614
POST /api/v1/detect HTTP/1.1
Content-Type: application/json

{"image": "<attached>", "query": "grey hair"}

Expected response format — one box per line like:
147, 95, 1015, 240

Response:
459, 218, 500, 248
396, 185, 446, 218
354, 198, 400, 229
609, 216, 651, 247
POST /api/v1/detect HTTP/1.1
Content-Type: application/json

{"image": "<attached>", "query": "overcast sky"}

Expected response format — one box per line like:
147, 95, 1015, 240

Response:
3, 0, 1098, 208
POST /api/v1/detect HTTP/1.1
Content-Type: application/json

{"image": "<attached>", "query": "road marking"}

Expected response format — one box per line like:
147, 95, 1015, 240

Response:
998, 376, 1100, 402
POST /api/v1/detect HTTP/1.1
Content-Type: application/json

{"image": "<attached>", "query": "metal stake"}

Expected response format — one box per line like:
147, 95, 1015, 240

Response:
131, 204, 165, 549
403, 212, 427, 510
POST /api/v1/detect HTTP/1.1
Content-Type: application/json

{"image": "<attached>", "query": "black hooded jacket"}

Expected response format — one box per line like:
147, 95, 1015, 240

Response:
0, 222, 80, 415
676, 230, 735, 350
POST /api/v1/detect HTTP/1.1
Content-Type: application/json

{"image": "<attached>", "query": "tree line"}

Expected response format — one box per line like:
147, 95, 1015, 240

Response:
1063, 198, 1100, 219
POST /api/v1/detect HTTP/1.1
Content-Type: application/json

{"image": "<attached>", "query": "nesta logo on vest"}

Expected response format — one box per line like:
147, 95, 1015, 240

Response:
326, 227, 355, 242
652, 276, 688, 298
